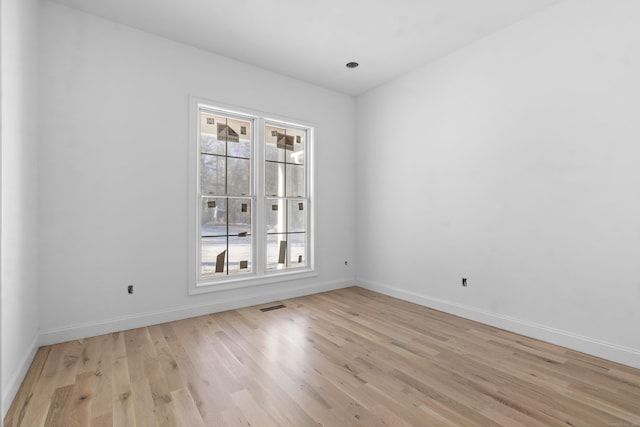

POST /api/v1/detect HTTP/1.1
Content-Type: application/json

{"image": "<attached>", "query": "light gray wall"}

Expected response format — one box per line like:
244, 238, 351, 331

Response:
0, 0, 40, 416
356, 0, 640, 367
38, 2, 356, 343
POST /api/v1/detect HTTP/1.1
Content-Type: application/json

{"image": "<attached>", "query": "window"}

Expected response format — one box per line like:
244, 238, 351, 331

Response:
264, 123, 308, 270
199, 111, 253, 277
189, 100, 315, 293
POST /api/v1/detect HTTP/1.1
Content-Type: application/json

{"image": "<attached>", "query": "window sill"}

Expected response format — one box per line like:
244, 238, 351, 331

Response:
189, 268, 318, 295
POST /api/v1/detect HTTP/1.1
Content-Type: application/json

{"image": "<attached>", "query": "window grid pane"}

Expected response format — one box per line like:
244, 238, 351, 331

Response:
199, 108, 253, 279
265, 123, 307, 272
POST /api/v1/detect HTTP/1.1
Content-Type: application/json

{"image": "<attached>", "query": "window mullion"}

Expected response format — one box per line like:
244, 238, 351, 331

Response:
254, 118, 266, 276
225, 118, 229, 275
284, 129, 288, 269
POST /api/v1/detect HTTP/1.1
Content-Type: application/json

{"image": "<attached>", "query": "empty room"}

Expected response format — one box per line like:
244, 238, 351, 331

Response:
2, 0, 639, 425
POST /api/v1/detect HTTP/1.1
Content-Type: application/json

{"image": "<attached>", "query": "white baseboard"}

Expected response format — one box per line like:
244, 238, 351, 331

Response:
356, 278, 640, 369
40, 280, 353, 346
2, 330, 40, 421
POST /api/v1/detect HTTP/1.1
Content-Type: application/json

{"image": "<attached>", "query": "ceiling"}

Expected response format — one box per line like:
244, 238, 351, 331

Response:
50, 0, 561, 96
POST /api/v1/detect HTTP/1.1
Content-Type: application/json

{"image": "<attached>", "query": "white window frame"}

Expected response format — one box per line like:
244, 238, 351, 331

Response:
188, 97, 316, 294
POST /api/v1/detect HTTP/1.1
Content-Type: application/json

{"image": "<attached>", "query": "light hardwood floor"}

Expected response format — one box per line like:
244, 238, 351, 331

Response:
5, 287, 640, 426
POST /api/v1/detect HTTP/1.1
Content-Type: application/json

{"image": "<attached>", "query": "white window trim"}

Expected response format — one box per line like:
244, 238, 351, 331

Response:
188, 96, 317, 295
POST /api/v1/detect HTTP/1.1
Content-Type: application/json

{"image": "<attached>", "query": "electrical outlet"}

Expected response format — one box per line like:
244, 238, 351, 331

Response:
128, 285, 134, 294
462, 278, 467, 287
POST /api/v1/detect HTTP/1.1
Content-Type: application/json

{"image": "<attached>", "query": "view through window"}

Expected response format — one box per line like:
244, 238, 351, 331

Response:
194, 104, 313, 288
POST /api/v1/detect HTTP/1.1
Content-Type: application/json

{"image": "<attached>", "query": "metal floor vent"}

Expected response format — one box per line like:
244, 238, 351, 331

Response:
259, 304, 286, 312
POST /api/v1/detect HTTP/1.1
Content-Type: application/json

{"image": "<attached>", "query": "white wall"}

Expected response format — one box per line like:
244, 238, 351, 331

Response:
38, 2, 356, 343
356, 0, 640, 368
0, 0, 40, 417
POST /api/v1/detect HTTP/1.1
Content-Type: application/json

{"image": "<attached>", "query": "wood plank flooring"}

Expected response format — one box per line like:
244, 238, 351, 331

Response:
5, 287, 640, 426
